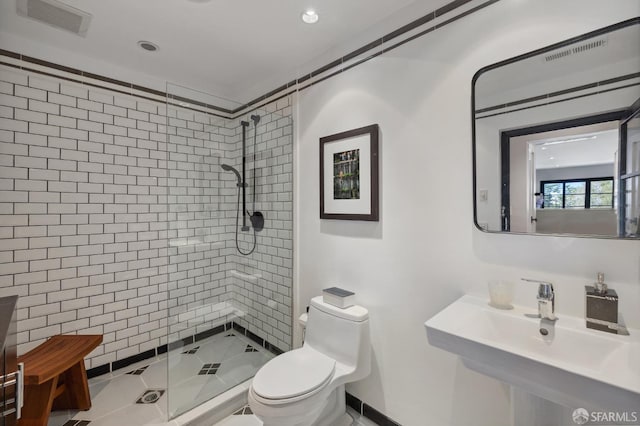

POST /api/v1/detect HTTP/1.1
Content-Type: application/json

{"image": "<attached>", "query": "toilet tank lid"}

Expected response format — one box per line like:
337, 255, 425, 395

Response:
310, 296, 369, 322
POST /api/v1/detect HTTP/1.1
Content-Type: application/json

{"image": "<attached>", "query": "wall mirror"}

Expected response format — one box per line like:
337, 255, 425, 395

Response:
473, 18, 640, 238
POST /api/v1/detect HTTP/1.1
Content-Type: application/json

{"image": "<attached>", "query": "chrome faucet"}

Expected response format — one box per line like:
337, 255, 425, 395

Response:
522, 278, 556, 321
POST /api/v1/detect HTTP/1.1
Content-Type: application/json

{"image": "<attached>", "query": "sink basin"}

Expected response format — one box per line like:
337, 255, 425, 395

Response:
425, 295, 640, 411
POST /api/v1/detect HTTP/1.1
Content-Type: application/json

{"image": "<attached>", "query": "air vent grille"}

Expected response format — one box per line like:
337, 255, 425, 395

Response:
572, 39, 608, 54
544, 38, 608, 62
545, 49, 572, 62
17, 0, 92, 37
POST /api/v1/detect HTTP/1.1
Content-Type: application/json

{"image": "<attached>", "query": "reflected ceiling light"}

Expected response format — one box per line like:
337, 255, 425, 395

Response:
302, 9, 319, 24
542, 136, 596, 146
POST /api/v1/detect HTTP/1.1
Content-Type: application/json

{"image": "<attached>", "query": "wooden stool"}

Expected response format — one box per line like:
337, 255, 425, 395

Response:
17, 335, 102, 426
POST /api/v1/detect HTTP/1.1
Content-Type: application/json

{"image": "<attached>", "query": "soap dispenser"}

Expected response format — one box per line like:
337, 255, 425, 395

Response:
585, 272, 619, 334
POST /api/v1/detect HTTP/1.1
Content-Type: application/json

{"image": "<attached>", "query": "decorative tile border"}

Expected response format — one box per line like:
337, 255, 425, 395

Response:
0, 0, 498, 118
110, 348, 157, 374
476, 73, 640, 119
0, 54, 233, 119
86, 321, 284, 379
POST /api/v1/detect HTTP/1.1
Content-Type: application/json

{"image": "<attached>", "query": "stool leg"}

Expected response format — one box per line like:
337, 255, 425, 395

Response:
17, 376, 58, 426
52, 361, 92, 410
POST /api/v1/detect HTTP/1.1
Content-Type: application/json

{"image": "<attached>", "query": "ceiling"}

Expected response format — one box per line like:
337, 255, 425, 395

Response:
0, 0, 452, 105
533, 128, 618, 170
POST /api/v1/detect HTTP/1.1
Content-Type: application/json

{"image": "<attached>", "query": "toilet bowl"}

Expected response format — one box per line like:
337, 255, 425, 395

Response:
248, 296, 370, 426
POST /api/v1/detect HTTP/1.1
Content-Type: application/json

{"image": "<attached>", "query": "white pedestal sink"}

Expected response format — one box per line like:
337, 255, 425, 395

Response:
425, 295, 640, 412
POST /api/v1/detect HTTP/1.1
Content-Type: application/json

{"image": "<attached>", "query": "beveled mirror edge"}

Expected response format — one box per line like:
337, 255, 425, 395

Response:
471, 16, 640, 239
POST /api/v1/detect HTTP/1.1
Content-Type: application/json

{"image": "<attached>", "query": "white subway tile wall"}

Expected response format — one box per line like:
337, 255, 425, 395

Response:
0, 64, 293, 369
225, 103, 294, 352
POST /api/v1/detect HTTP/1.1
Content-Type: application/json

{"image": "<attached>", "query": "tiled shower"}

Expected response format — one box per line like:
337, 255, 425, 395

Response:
0, 56, 293, 420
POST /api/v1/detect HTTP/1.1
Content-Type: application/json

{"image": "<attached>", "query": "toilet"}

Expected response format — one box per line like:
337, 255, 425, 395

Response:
248, 296, 371, 426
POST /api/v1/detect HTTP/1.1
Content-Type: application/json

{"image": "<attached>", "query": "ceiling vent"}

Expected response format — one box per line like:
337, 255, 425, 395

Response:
544, 38, 608, 62
17, 0, 92, 37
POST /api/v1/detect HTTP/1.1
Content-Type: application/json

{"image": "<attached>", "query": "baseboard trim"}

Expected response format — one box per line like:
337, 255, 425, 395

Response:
86, 321, 284, 379
346, 391, 402, 426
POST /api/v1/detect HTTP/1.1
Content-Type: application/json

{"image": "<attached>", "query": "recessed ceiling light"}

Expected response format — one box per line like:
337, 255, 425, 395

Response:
138, 40, 159, 52
541, 135, 596, 146
302, 9, 319, 24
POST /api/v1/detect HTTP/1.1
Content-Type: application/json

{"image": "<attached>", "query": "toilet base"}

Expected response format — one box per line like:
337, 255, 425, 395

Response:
313, 385, 346, 426
254, 385, 348, 426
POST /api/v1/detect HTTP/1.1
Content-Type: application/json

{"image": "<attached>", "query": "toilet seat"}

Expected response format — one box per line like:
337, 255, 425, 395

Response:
252, 347, 335, 403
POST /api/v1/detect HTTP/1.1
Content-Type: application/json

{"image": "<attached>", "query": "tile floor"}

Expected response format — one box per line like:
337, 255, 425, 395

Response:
48, 331, 274, 426
215, 406, 378, 426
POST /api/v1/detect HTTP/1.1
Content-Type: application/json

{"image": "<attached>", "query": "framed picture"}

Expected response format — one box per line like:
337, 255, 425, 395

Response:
320, 124, 379, 221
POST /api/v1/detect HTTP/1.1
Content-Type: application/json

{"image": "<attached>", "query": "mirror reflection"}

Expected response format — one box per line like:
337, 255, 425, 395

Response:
473, 19, 640, 238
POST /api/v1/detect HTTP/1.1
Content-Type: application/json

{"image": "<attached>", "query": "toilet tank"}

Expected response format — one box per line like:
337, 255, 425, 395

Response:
304, 296, 370, 375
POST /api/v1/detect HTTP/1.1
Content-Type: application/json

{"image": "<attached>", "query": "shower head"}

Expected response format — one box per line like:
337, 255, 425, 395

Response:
221, 164, 241, 184
251, 114, 260, 125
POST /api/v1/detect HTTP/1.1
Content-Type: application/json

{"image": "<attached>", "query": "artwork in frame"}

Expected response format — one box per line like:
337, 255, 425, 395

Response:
320, 124, 379, 221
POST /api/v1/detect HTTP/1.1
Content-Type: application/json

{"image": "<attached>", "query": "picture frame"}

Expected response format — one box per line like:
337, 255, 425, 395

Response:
320, 124, 379, 221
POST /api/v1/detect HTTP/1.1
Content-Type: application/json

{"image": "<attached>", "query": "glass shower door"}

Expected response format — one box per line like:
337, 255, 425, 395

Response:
164, 84, 293, 419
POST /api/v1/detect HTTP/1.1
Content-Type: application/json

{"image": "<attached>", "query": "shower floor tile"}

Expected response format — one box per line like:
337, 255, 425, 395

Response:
48, 331, 274, 426
214, 351, 271, 385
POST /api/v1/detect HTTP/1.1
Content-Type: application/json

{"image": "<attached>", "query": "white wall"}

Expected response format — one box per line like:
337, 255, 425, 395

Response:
295, 1, 640, 425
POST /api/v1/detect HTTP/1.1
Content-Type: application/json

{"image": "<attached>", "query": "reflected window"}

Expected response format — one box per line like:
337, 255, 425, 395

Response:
590, 180, 614, 209
541, 178, 613, 209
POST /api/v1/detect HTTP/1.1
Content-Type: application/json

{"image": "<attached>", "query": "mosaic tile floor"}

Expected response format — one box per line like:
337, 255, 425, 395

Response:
48, 332, 273, 426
